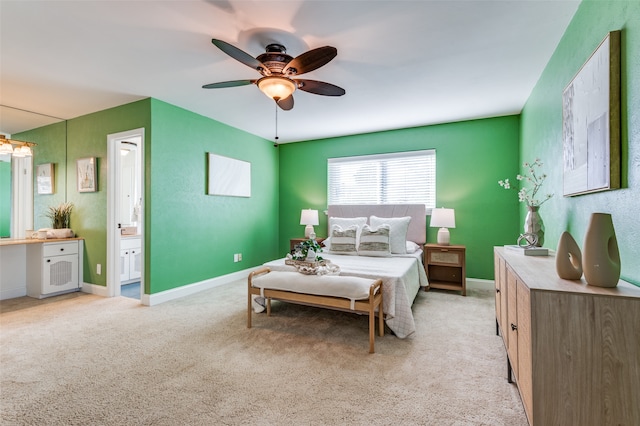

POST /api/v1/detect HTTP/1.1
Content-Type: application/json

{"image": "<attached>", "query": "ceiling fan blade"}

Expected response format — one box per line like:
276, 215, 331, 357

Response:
283, 46, 337, 76
276, 95, 294, 111
295, 79, 345, 96
211, 39, 270, 75
202, 79, 256, 89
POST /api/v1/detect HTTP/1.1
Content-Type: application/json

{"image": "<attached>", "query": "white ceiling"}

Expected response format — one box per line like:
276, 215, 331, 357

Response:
0, 0, 580, 143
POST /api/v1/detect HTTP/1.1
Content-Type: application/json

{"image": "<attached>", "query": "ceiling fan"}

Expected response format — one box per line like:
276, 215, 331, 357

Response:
202, 39, 345, 110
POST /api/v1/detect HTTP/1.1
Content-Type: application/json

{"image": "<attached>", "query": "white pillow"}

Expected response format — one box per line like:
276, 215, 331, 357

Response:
406, 241, 420, 254
322, 237, 331, 250
328, 225, 358, 255
358, 224, 391, 257
329, 217, 367, 247
369, 216, 411, 254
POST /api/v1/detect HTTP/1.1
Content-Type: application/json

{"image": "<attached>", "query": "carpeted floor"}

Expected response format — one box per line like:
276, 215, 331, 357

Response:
0, 280, 527, 425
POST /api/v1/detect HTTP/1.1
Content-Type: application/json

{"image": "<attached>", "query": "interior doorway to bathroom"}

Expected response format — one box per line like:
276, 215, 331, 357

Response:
106, 128, 144, 300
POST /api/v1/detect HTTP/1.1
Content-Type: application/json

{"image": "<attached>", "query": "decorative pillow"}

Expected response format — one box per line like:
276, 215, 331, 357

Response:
406, 241, 420, 254
369, 215, 411, 254
322, 237, 331, 250
358, 224, 391, 257
329, 216, 367, 247
328, 225, 358, 255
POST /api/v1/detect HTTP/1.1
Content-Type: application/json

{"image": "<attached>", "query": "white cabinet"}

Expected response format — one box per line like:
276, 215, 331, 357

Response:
120, 237, 141, 283
26, 240, 83, 298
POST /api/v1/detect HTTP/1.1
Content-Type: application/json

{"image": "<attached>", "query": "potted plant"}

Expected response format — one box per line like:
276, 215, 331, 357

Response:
45, 202, 74, 237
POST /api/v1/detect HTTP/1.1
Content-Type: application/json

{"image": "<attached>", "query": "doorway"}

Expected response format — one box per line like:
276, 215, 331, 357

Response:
106, 128, 144, 300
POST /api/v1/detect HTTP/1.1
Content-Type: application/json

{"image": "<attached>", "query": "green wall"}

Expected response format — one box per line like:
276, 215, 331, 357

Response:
278, 116, 521, 280
18, 121, 68, 229
520, 0, 639, 285
18, 98, 280, 295
147, 99, 279, 293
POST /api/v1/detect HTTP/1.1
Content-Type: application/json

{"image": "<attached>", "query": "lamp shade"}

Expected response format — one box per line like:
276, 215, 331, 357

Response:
300, 209, 319, 226
430, 208, 456, 228
430, 208, 456, 245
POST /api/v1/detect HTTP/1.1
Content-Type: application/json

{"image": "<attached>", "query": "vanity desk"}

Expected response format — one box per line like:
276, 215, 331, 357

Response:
0, 237, 84, 300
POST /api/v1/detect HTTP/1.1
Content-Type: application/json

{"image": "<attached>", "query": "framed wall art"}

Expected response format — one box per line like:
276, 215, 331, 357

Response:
77, 157, 97, 192
562, 30, 621, 196
207, 153, 251, 197
36, 163, 54, 195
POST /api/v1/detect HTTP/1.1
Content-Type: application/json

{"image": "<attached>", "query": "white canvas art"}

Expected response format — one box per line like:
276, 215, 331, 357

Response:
562, 31, 620, 196
208, 153, 251, 197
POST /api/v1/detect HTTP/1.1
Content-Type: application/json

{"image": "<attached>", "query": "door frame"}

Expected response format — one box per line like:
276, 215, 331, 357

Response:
106, 128, 145, 299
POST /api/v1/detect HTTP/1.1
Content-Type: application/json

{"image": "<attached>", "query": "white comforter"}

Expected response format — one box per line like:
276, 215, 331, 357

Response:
261, 251, 427, 338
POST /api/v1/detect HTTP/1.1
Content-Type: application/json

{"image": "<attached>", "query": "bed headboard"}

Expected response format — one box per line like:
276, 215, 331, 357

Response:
327, 204, 426, 245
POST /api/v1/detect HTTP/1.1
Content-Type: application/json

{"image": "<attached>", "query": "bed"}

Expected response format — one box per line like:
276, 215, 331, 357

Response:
259, 204, 428, 339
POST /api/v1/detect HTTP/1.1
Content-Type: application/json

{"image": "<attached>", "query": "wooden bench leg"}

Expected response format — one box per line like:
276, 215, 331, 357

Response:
247, 283, 252, 329
369, 305, 375, 354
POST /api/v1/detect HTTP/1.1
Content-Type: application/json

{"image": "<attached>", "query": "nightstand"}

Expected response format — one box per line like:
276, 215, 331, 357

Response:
290, 238, 325, 252
424, 244, 466, 296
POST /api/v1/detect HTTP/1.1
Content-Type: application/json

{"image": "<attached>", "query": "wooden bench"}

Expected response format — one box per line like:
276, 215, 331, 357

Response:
248, 267, 384, 353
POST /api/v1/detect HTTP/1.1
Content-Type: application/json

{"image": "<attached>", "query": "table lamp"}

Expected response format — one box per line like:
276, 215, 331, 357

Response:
430, 207, 456, 245
300, 209, 319, 239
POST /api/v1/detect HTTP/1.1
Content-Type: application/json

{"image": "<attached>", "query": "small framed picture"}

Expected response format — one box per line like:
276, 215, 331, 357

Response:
77, 157, 97, 192
36, 163, 55, 195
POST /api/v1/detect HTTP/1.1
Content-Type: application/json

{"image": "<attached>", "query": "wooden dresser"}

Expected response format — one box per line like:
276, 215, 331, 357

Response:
494, 247, 640, 426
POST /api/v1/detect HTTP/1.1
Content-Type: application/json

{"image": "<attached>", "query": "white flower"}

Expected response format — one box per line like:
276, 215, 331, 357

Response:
499, 159, 554, 207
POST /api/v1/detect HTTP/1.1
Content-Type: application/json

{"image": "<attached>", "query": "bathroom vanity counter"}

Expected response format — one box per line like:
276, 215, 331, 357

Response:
0, 238, 84, 300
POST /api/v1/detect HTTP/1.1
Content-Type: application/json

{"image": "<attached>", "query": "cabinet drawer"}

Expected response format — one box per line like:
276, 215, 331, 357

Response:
428, 250, 460, 265
43, 241, 78, 257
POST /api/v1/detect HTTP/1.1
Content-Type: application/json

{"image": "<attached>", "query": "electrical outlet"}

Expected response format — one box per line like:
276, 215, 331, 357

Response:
96, 264, 102, 275
238, 253, 242, 261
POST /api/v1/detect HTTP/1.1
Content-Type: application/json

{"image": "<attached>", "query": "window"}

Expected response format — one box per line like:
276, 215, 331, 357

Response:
328, 150, 436, 210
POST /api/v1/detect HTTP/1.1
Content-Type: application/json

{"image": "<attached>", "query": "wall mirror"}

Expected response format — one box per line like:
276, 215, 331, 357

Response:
0, 105, 66, 238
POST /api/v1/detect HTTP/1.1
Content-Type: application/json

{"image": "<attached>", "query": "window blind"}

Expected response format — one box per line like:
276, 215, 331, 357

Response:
328, 150, 436, 209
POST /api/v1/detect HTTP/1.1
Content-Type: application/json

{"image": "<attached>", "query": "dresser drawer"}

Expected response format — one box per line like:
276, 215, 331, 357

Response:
43, 241, 79, 257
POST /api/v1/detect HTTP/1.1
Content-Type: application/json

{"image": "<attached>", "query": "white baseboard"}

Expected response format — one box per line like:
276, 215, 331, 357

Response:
82, 282, 109, 297
78, 271, 495, 306
142, 266, 259, 306
466, 278, 494, 290
1, 288, 27, 300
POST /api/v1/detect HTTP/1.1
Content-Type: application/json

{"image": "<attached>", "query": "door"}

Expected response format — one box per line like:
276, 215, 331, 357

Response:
107, 128, 145, 299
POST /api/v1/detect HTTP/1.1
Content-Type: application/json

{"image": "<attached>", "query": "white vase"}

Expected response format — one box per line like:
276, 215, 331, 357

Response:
582, 213, 621, 288
556, 231, 583, 280
524, 205, 544, 247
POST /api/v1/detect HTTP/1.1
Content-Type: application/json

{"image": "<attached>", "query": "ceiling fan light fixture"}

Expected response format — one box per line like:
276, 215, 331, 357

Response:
257, 76, 296, 101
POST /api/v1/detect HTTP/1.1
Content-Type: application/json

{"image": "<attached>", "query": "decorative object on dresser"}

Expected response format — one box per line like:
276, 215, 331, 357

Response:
562, 31, 621, 197
424, 244, 466, 296
429, 207, 455, 245
494, 247, 640, 425
300, 209, 319, 239
499, 158, 553, 247
555, 231, 583, 279
582, 212, 620, 287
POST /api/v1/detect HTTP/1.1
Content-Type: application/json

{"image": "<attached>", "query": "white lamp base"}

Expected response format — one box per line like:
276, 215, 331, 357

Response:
437, 227, 451, 245
304, 225, 315, 239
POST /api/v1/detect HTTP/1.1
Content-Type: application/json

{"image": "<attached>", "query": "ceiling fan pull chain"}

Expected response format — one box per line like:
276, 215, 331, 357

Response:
274, 103, 279, 143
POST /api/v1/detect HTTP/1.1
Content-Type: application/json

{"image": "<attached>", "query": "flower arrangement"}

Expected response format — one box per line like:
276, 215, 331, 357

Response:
45, 201, 74, 229
499, 159, 553, 207
291, 239, 324, 262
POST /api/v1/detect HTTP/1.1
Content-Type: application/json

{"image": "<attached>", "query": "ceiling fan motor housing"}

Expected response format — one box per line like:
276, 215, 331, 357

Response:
257, 44, 294, 75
